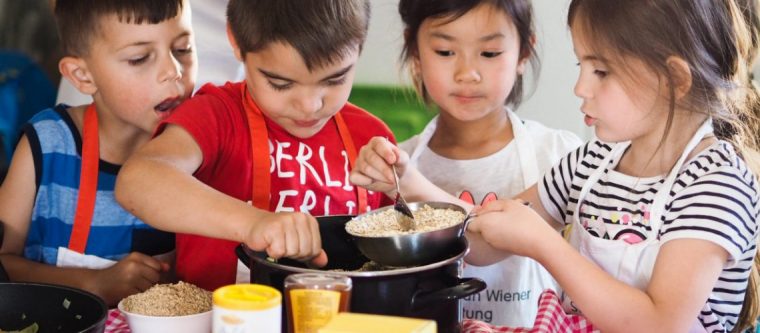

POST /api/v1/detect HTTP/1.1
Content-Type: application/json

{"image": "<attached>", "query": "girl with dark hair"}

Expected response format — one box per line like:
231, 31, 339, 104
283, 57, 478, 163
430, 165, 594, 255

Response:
377, 0, 582, 326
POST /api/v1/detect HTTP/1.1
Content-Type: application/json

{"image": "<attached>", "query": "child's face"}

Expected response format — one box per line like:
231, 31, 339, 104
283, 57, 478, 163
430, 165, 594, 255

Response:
415, 3, 527, 121
241, 42, 359, 139
83, 8, 197, 134
571, 27, 668, 143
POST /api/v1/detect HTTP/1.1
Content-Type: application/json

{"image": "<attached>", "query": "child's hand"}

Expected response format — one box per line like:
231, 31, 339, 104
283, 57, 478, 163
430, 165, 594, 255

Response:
89, 252, 170, 306
243, 211, 327, 267
467, 199, 555, 258
350, 137, 410, 196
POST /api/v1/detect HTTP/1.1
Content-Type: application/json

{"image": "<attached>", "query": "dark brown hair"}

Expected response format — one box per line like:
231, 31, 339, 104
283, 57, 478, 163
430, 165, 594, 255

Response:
54, 0, 185, 56
569, 1, 760, 332
226, 0, 370, 72
398, 0, 538, 108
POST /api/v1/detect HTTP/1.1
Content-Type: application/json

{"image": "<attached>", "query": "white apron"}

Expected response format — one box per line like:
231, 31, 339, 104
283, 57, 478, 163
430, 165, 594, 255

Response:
564, 121, 713, 333
57, 247, 175, 269
409, 110, 554, 326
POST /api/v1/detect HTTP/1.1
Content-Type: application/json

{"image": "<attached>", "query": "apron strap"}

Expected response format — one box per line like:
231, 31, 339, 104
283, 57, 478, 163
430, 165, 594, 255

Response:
242, 85, 272, 210
507, 109, 540, 187
68, 104, 99, 253
241, 84, 367, 214
334, 112, 367, 214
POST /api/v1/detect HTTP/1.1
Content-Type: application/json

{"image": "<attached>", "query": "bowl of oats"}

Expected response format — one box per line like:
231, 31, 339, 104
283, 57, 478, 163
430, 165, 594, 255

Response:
345, 202, 469, 267
117, 281, 212, 333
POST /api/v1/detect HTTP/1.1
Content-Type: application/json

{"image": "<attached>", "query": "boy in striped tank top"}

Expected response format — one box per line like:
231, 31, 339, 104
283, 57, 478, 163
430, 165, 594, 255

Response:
352, 0, 760, 331
0, 0, 197, 306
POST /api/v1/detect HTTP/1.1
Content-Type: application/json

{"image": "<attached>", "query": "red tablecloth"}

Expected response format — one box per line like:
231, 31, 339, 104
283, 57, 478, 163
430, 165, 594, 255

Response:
461, 290, 599, 333
105, 309, 130, 333
108, 289, 599, 333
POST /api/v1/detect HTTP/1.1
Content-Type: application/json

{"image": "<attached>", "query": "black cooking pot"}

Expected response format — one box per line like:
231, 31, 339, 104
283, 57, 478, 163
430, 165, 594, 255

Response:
236, 215, 486, 333
0, 283, 107, 333
0, 221, 107, 333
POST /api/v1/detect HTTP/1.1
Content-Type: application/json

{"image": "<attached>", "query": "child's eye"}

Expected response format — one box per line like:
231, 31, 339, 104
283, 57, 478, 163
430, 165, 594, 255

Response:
593, 69, 608, 78
128, 55, 149, 66
435, 50, 454, 57
481, 51, 503, 58
268, 81, 292, 91
173, 46, 193, 56
325, 77, 347, 86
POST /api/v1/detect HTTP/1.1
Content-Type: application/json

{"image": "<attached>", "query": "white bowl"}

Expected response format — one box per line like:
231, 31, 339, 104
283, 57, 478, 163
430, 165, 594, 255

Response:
117, 300, 212, 333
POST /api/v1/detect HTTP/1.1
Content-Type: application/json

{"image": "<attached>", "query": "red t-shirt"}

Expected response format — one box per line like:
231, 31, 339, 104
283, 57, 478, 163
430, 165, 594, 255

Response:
157, 82, 395, 290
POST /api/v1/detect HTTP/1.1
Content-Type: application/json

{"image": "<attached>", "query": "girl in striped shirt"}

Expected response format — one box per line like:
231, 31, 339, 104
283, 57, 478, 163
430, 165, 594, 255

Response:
351, 0, 760, 331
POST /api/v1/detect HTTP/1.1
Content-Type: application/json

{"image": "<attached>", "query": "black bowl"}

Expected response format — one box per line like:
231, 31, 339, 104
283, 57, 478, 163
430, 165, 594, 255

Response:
0, 283, 107, 333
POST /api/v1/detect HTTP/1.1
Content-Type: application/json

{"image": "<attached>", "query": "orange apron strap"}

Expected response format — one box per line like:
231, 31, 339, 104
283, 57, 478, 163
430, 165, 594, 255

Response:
334, 112, 368, 214
242, 83, 367, 214
241, 84, 271, 210
68, 104, 99, 253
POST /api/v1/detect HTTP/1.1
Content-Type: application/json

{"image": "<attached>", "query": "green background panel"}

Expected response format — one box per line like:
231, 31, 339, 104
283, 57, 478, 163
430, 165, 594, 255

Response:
348, 85, 435, 142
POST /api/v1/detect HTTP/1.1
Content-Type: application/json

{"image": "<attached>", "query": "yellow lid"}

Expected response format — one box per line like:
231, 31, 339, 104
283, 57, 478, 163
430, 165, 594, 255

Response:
213, 284, 281, 310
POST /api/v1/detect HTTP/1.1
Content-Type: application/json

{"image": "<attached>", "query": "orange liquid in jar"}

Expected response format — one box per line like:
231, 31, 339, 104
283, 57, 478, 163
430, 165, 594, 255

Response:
284, 273, 352, 333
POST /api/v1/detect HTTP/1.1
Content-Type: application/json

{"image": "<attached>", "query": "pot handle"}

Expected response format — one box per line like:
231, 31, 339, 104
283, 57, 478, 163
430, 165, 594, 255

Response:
0, 221, 7, 282
410, 277, 486, 310
235, 244, 252, 269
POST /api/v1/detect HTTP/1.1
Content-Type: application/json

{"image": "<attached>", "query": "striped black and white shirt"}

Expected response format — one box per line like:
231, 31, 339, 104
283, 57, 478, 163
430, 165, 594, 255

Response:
538, 140, 760, 332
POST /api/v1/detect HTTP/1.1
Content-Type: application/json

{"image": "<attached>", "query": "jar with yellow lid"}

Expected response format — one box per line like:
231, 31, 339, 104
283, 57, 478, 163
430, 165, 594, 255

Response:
212, 284, 281, 333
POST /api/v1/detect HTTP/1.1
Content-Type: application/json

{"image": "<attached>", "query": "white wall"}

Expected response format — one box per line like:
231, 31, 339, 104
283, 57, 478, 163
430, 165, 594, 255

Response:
355, 0, 592, 140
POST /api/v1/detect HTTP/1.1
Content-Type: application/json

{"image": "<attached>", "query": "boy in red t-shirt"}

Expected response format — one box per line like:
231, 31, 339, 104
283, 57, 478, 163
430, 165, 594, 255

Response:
115, 0, 394, 290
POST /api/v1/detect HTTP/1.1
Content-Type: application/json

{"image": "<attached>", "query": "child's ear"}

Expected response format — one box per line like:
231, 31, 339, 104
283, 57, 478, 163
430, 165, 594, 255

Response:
516, 34, 537, 75
666, 56, 692, 100
59, 56, 97, 95
226, 24, 244, 62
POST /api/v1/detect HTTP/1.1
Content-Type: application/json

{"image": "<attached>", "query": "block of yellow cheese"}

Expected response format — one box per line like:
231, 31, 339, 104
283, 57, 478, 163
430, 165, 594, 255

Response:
318, 313, 437, 333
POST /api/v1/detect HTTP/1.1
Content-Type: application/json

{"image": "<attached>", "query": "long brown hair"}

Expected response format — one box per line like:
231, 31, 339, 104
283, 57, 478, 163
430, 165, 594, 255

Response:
569, 0, 760, 331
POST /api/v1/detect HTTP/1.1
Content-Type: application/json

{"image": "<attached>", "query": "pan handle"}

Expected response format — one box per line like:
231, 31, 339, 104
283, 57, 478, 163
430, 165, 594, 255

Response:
410, 277, 486, 310
458, 212, 477, 238
235, 244, 252, 269
0, 221, 7, 282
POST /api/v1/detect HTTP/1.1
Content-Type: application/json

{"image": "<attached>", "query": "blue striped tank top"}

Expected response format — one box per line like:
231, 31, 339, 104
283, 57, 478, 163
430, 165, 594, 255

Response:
23, 105, 173, 264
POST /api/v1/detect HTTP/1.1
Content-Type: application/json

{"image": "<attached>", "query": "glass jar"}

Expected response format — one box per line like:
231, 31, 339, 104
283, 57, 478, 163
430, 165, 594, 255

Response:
284, 273, 352, 333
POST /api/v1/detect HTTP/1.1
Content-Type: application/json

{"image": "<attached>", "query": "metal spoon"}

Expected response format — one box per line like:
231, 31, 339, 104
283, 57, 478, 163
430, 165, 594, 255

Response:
391, 165, 416, 231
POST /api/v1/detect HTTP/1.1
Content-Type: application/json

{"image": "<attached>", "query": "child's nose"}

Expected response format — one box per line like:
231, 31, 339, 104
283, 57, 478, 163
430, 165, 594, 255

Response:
295, 92, 324, 115
573, 80, 590, 99
574, 77, 591, 99
454, 57, 481, 84
159, 54, 183, 83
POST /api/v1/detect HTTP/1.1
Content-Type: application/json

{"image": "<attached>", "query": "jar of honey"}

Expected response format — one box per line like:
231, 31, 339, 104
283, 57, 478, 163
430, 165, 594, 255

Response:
212, 284, 281, 333
284, 273, 352, 333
